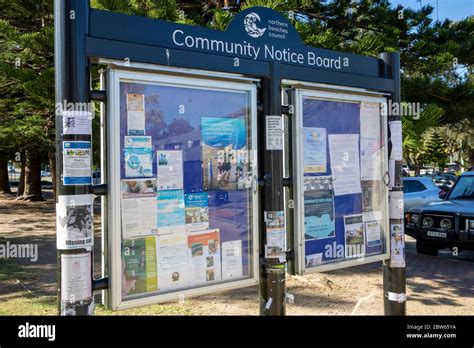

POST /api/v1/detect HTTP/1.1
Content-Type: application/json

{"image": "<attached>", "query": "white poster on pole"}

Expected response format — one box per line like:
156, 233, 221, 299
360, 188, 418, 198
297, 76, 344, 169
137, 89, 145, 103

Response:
389, 121, 403, 160
63, 141, 92, 185
62, 111, 92, 135
390, 223, 406, 267
389, 191, 404, 219
56, 194, 93, 250
266, 115, 283, 150
328, 134, 362, 196
60, 253, 92, 302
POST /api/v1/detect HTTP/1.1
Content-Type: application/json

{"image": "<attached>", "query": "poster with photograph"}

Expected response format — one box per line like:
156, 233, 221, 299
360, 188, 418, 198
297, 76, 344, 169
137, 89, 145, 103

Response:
201, 117, 248, 190
60, 253, 92, 302
328, 134, 362, 196
222, 240, 243, 280
124, 136, 153, 178
304, 176, 335, 240
364, 220, 382, 247
62, 111, 92, 135
63, 141, 91, 185
390, 224, 405, 267
126, 93, 145, 135
157, 232, 191, 292
343, 214, 365, 258
56, 194, 93, 249
264, 211, 286, 258
362, 181, 383, 212
184, 192, 209, 232
121, 179, 158, 238
157, 150, 184, 190
156, 189, 185, 235
303, 127, 327, 173
187, 229, 221, 285
122, 236, 157, 296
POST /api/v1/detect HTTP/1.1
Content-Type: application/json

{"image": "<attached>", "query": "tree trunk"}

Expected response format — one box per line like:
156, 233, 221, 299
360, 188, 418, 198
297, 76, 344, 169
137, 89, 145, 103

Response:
22, 148, 43, 201
17, 156, 25, 197
48, 149, 56, 197
0, 155, 11, 194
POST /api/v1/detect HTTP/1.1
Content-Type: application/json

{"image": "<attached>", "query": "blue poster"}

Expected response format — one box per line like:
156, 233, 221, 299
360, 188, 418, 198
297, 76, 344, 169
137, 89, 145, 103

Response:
63, 141, 92, 185
184, 192, 209, 232
157, 189, 185, 233
303, 127, 327, 174
303, 176, 335, 240
201, 117, 248, 191
124, 136, 153, 178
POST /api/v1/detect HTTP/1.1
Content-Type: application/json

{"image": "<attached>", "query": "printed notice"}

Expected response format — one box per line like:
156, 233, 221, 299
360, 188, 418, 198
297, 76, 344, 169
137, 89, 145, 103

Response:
184, 192, 209, 232
60, 253, 92, 302
266, 115, 283, 150
62, 111, 92, 135
364, 220, 382, 247
56, 194, 93, 249
63, 141, 91, 185
344, 214, 365, 258
157, 150, 183, 190
127, 93, 145, 135
121, 179, 158, 238
124, 136, 153, 178
360, 102, 382, 180
157, 232, 191, 291
328, 134, 361, 196
222, 240, 243, 280
156, 189, 185, 235
304, 127, 327, 173
389, 191, 404, 219
188, 229, 222, 285
389, 121, 403, 160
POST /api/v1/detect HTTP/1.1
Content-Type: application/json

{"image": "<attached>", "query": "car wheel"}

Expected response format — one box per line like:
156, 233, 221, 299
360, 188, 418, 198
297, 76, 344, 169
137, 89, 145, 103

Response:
416, 241, 438, 256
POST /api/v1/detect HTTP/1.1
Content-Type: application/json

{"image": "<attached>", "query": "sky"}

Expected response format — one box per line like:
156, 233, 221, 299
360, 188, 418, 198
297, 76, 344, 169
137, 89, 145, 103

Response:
393, 0, 473, 21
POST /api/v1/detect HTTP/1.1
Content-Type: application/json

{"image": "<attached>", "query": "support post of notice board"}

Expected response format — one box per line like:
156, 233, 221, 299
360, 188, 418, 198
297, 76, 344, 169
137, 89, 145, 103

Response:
379, 52, 406, 315
259, 62, 286, 315
54, 0, 95, 315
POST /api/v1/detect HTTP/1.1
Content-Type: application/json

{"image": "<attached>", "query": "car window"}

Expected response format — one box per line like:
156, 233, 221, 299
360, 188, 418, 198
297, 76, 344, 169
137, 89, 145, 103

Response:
403, 180, 427, 193
448, 176, 474, 200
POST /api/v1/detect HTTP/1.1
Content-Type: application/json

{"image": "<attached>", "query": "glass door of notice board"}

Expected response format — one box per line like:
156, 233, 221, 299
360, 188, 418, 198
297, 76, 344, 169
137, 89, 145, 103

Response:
107, 69, 259, 310
292, 87, 390, 274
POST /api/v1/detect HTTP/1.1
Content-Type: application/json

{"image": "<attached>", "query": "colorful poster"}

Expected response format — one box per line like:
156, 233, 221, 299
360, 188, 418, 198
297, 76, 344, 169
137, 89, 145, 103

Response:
156, 189, 185, 234
184, 192, 209, 232
264, 211, 286, 258
157, 232, 191, 291
343, 214, 365, 258
122, 236, 157, 296
157, 150, 183, 190
222, 240, 243, 280
303, 176, 335, 240
60, 253, 92, 302
187, 229, 221, 285
62, 111, 92, 135
201, 117, 248, 190
360, 102, 382, 181
328, 134, 362, 196
63, 141, 91, 185
127, 93, 145, 135
121, 179, 158, 238
56, 194, 93, 250
390, 224, 405, 267
303, 127, 327, 173
364, 220, 382, 247
124, 136, 153, 178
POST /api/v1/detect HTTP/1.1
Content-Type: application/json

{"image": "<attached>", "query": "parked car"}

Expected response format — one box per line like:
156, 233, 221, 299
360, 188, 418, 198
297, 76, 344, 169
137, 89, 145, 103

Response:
403, 177, 441, 212
402, 164, 410, 176
433, 173, 457, 193
405, 171, 474, 255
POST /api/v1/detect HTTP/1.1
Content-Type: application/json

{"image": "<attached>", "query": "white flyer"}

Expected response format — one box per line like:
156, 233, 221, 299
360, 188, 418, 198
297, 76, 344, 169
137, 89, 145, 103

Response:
328, 134, 362, 196
157, 150, 184, 190
266, 115, 283, 150
60, 253, 92, 302
121, 179, 158, 238
56, 194, 93, 250
157, 232, 191, 291
127, 93, 145, 135
222, 240, 243, 280
364, 220, 382, 247
389, 191, 404, 219
62, 111, 92, 135
63, 141, 92, 185
389, 121, 403, 160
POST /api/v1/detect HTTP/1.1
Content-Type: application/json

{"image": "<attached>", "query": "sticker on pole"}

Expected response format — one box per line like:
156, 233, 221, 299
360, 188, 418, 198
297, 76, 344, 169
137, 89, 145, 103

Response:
265, 115, 283, 150
264, 211, 286, 260
57, 194, 94, 249
390, 223, 405, 268
62, 111, 92, 135
61, 253, 92, 302
63, 141, 92, 185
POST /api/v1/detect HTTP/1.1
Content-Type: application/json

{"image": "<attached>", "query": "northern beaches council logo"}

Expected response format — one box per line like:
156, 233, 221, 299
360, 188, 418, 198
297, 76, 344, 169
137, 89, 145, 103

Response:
244, 13, 267, 38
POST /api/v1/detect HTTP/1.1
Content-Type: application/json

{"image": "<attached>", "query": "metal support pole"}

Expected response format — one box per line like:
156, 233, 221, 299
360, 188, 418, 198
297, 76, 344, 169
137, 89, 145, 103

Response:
55, 0, 94, 315
379, 52, 406, 315
259, 63, 286, 315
